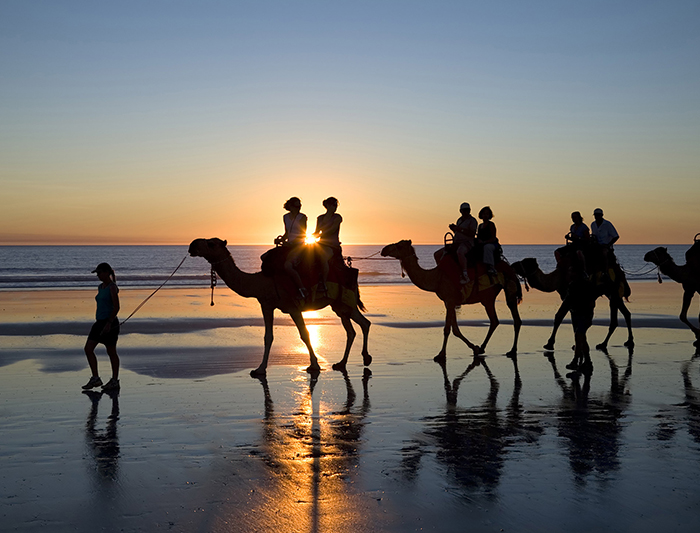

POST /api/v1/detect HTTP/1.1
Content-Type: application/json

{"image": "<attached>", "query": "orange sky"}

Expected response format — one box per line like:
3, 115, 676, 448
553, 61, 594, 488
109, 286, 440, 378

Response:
1, 3, 699, 246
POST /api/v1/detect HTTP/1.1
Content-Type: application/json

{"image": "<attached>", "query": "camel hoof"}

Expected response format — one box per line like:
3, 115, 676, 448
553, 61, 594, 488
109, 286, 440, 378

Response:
332, 362, 347, 371
595, 343, 608, 351
694, 339, 700, 348
306, 365, 321, 375
543, 342, 555, 350
250, 368, 266, 378
506, 350, 517, 358
473, 346, 485, 356
362, 353, 372, 366
433, 353, 446, 363
624, 339, 635, 348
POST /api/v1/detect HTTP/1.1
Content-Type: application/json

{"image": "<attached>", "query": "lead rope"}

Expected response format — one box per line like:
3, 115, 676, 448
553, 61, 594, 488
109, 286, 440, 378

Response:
119, 254, 188, 326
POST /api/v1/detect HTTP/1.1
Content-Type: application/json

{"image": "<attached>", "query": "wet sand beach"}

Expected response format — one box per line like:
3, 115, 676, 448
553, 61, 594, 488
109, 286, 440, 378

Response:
2, 282, 700, 532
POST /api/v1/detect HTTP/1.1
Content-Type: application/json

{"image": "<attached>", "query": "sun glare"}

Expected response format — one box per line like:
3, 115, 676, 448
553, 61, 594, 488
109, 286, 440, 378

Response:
305, 232, 319, 245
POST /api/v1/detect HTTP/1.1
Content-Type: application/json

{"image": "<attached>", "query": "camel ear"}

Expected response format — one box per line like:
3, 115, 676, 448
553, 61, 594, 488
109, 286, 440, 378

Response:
407, 239, 412, 245
223, 240, 227, 246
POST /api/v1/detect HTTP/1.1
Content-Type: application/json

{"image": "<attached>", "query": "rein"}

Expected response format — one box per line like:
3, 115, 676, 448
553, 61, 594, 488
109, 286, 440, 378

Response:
119, 253, 189, 326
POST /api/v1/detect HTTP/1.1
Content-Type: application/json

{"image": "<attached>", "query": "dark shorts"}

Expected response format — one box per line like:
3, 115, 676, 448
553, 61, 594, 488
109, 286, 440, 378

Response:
87, 318, 120, 346
570, 309, 593, 334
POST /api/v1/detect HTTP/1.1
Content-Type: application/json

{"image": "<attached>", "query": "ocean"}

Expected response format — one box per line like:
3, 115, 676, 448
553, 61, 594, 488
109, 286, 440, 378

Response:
0, 243, 683, 291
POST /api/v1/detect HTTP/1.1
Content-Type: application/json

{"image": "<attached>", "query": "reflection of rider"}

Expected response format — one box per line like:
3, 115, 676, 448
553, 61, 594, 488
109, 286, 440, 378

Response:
477, 206, 498, 274
313, 197, 342, 291
449, 202, 477, 284
279, 197, 308, 299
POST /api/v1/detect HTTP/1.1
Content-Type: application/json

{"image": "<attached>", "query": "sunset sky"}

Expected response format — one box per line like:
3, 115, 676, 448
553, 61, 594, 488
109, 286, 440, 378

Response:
1, 1, 699, 245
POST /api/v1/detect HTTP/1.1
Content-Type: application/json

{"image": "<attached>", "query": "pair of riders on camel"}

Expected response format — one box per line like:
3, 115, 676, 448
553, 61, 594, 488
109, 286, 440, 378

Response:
447, 203, 500, 285
274, 196, 343, 300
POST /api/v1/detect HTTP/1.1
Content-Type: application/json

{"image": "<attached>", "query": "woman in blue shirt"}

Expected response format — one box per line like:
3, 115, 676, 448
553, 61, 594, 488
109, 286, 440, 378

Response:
82, 262, 121, 391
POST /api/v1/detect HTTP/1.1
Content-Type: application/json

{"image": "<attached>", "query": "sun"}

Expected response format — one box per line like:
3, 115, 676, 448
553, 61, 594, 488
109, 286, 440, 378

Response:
304, 231, 319, 245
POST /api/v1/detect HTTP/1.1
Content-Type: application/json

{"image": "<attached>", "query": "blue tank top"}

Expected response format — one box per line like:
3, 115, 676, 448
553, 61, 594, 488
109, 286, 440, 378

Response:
95, 283, 117, 320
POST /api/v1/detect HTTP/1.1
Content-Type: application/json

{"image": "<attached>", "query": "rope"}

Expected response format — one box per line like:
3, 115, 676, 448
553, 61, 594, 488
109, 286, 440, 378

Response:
119, 254, 188, 326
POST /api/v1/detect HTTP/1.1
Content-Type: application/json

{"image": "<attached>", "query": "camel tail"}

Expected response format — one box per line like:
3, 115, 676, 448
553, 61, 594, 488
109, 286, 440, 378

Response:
356, 287, 367, 312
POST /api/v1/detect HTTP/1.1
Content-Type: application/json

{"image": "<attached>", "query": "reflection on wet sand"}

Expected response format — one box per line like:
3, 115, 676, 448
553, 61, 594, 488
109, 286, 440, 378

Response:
652, 356, 700, 445
400, 357, 543, 498
546, 349, 633, 486
240, 370, 375, 532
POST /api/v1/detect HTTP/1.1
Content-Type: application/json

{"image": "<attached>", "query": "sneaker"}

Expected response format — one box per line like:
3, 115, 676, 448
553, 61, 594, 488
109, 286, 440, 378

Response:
102, 378, 120, 391
82, 376, 103, 390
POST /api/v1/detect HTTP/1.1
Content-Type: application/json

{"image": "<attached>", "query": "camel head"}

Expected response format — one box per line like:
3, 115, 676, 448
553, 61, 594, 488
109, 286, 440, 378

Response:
381, 240, 414, 260
512, 258, 539, 277
644, 247, 670, 266
188, 238, 230, 263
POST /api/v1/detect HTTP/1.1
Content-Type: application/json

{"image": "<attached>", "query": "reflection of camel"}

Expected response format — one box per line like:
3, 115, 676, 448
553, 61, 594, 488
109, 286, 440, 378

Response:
189, 238, 371, 376
512, 257, 633, 351
652, 358, 700, 445
83, 390, 120, 483
544, 350, 632, 485
380, 240, 522, 358
644, 247, 700, 347
400, 357, 541, 495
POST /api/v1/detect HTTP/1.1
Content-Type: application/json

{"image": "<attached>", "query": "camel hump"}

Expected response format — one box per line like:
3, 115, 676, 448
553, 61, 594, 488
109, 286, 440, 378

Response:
686, 241, 700, 268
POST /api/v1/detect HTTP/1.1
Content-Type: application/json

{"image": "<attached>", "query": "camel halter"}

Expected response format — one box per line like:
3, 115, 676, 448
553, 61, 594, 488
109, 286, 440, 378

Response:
209, 253, 232, 306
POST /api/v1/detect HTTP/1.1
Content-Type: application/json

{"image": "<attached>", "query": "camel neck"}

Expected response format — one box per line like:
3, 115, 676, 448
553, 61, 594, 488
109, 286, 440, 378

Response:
525, 266, 561, 294
400, 253, 443, 293
211, 255, 259, 299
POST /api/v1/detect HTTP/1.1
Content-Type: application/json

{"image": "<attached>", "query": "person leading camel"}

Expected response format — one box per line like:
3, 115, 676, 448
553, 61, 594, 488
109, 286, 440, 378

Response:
82, 262, 121, 391
563, 256, 597, 374
449, 202, 477, 284
277, 197, 308, 299
313, 196, 342, 293
477, 206, 498, 274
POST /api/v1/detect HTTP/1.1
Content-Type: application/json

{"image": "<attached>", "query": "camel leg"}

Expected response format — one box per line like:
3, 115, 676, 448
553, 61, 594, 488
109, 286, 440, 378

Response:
544, 301, 570, 350
679, 290, 700, 345
290, 310, 321, 373
477, 299, 500, 355
505, 293, 522, 357
251, 304, 275, 377
596, 298, 618, 351
350, 307, 372, 366
332, 315, 356, 371
435, 306, 479, 362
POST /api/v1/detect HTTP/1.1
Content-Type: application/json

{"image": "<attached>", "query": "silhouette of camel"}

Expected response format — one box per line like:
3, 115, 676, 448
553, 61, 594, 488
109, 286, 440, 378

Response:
645, 247, 700, 348
189, 238, 371, 376
380, 240, 522, 358
512, 257, 633, 351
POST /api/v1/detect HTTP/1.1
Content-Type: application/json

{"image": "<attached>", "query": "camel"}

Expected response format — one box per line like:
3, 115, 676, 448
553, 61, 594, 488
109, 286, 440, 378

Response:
511, 256, 633, 351
644, 246, 700, 347
380, 240, 522, 359
188, 238, 372, 376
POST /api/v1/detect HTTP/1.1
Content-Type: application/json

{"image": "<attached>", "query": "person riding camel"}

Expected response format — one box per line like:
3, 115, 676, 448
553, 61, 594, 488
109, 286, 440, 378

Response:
277, 197, 308, 299
555, 211, 590, 265
313, 197, 342, 293
449, 202, 477, 284
591, 208, 619, 274
477, 206, 499, 274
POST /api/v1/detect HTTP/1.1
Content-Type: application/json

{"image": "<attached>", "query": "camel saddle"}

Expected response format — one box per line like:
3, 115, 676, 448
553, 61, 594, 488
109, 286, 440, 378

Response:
261, 245, 359, 300
434, 245, 510, 298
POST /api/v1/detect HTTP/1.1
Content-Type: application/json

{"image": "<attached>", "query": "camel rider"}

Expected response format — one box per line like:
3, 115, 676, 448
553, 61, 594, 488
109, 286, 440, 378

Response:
555, 211, 590, 265
313, 197, 342, 293
477, 206, 499, 275
591, 208, 619, 274
449, 202, 477, 284
279, 197, 308, 299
